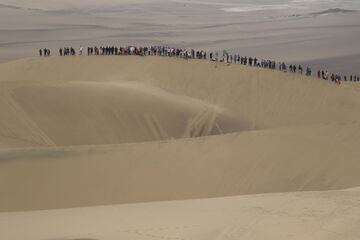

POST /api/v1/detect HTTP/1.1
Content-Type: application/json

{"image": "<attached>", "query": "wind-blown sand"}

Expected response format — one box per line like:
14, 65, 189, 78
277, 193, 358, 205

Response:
0, 56, 360, 239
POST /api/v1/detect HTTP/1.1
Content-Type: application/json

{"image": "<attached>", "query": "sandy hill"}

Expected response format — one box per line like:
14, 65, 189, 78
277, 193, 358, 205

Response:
1, 188, 360, 240
0, 56, 360, 213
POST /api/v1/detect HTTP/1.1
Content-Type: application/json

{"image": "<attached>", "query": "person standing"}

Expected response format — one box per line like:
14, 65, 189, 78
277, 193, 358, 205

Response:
79, 46, 83, 55
39, 49, 42, 57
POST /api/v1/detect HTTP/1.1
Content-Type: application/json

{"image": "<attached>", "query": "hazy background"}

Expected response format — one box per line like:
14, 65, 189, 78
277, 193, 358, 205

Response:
1, 0, 360, 75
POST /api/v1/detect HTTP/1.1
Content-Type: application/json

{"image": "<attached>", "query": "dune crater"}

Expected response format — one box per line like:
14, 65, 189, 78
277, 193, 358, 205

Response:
1, 56, 357, 149
11, 81, 249, 146
1, 56, 360, 212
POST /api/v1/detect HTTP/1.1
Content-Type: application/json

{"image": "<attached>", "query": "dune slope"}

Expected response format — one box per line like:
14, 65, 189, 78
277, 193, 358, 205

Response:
0, 56, 360, 212
1, 188, 360, 240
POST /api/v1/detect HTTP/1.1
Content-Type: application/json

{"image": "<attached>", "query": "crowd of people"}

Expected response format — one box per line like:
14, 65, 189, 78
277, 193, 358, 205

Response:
38, 45, 360, 84
59, 47, 77, 56
83, 45, 208, 59
39, 48, 51, 57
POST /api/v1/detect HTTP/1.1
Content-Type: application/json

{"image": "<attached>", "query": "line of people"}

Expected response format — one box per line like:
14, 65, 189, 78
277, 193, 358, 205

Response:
84, 45, 208, 59
316, 69, 360, 83
345, 75, 360, 82
39, 45, 360, 84
39, 48, 51, 57
59, 47, 76, 56
210, 52, 277, 70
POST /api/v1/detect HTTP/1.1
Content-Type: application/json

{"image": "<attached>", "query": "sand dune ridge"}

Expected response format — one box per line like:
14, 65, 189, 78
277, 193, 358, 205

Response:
0, 56, 359, 212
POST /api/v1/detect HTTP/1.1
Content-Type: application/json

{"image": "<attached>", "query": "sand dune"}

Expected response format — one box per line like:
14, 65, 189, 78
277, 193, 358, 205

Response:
0, 56, 360, 213
0, 0, 155, 11
1, 187, 360, 240
1, 1, 360, 239
11, 81, 244, 145
0, 57, 249, 146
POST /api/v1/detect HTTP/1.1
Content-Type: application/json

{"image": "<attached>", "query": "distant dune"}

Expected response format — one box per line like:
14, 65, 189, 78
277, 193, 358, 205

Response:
0, 3, 28, 10
0, 0, 154, 11
310, 8, 357, 16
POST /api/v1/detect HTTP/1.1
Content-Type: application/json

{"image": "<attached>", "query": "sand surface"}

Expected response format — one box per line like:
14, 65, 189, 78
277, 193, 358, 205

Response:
1, 188, 360, 240
1, 56, 360, 213
1, 1, 360, 238
0, 55, 359, 238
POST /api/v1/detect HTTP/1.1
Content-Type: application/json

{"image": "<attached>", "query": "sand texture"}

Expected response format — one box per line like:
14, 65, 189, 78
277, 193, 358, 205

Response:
0, 56, 360, 213
1, 188, 360, 240
1, 1, 360, 238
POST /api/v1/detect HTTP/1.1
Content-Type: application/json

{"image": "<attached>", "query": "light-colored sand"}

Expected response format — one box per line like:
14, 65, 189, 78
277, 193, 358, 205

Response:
0, 55, 360, 239
0, 56, 360, 213
0, 57, 249, 147
1, 188, 360, 240
1, 1, 360, 239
